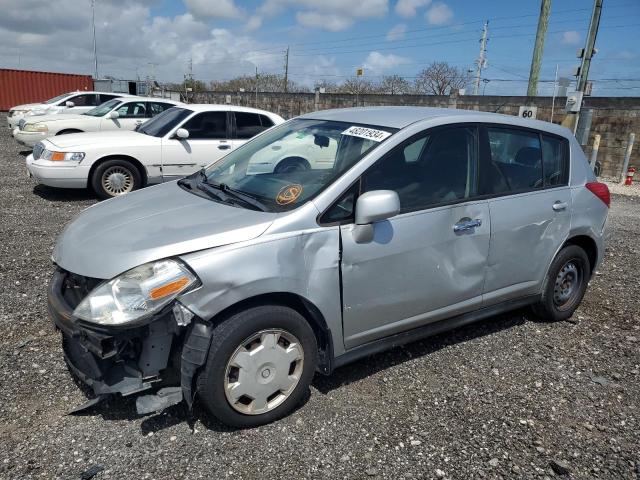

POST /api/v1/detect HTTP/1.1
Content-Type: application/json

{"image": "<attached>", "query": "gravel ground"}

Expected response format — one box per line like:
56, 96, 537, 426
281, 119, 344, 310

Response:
0, 126, 639, 480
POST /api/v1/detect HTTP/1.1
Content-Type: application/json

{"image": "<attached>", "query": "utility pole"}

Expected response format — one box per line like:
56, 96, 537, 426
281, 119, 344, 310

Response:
472, 21, 489, 95
283, 46, 289, 93
577, 0, 602, 92
527, 0, 551, 97
91, 0, 99, 78
255, 66, 259, 107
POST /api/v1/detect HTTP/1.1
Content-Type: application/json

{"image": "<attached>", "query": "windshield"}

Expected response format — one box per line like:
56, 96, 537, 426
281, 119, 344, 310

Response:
45, 93, 71, 104
84, 99, 121, 117
138, 107, 192, 137
184, 118, 396, 212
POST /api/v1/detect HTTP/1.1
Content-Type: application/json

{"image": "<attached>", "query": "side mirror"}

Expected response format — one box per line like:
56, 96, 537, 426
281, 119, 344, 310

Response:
352, 190, 400, 243
108, 110, 120, 119
65, 101, 75, 107
176, 128, 189, 139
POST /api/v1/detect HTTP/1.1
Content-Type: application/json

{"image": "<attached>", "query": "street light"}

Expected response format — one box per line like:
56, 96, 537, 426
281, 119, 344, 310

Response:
482, 78, 490, 95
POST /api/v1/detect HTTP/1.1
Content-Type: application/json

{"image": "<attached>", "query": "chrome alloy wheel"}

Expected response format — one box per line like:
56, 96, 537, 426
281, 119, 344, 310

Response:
553, 261, 582, 310
101, 165, 134, 196
224, 329, 304, 415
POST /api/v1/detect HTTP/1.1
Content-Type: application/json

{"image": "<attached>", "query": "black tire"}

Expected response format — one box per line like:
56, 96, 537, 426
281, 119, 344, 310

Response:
56, 129, 83, 135
532, 245, 591, 321
91, 159, 142, 199
197, 305, 317, 428
274, 157, 310, 174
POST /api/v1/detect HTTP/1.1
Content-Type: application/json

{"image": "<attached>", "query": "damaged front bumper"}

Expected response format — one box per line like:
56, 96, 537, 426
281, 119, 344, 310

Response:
47, 268, 214, 414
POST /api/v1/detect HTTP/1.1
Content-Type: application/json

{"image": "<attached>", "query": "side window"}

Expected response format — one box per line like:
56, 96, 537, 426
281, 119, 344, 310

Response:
259, 114, 274, 128
235, 112, 268, 139
362, 127, 477, 213
181, 112, 227, 139
541, 135, 568, 186
65, 94, 98, 107
116, 102, 147, 118
98, 94, 118, 104
320, 183, 359, 224
486, 128, 542, 192
148, 102, 174, 117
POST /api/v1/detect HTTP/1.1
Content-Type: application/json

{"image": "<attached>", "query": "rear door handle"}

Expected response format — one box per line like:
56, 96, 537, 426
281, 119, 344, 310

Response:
453, 218, 482, 233
552, 201, 568, 211
218, 144, 231, 150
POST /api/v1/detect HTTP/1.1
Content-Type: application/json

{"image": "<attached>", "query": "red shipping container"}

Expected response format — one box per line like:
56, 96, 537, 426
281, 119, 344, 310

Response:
0, 69, 94, 111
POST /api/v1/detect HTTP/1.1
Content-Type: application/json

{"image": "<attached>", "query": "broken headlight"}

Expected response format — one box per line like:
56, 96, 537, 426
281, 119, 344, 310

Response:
73, 259, 198, 326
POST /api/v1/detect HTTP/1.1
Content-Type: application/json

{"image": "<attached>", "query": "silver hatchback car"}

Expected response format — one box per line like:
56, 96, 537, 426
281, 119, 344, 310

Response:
48, 107, 610, 427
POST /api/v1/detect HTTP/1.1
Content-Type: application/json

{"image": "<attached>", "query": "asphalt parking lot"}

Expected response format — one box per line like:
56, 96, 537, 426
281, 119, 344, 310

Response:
0, 125, 639, 480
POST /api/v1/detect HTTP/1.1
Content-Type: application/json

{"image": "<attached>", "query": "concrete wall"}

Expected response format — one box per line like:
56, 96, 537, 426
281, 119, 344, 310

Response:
191, 91, 640, 178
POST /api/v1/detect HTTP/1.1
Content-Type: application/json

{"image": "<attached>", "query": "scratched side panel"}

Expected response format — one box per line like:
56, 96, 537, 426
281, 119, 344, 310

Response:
177, 228, 346, 356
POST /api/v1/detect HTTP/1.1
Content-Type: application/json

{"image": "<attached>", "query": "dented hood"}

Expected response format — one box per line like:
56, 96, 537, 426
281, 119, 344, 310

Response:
53, 181, 277, 279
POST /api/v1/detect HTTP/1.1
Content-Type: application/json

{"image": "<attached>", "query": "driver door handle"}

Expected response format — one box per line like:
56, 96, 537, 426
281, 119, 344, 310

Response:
218, 145, 231, 150
552, 201, 568, 211
453, 218, 482, 233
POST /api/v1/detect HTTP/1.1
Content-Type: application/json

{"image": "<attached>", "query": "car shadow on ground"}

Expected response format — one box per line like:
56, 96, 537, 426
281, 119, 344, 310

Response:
19, 150, 31, 157
32, 184, 96, 202
70, 309, 533, 433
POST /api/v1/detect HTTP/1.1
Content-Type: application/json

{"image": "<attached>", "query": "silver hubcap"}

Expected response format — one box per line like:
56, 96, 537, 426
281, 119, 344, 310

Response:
101, 166, 134, 196
224, 329, 304, 415
553, 261, 581, 309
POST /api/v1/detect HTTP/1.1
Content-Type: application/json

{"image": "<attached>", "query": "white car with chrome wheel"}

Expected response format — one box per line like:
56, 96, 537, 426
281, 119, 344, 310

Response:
13, 97, 182, 148
26, 105, 284, 199
7, 91, 129, 129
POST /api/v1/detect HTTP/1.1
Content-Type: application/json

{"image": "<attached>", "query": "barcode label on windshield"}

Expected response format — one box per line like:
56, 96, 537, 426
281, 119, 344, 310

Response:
341, 126, 391, 142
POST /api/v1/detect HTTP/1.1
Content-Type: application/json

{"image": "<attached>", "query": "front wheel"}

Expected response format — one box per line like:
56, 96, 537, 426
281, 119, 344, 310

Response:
91, 159, 142, 199
197, 305, 317, 428
532, 245, 590, 321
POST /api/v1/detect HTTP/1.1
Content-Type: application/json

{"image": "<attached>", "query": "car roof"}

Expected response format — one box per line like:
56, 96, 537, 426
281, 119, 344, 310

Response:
300, 106, 571, 137
182, 104, 280, 115
113, 96, 183, 104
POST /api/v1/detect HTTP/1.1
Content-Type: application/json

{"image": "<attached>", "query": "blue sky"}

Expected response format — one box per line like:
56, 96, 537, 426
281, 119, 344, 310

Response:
2, 0, 639, 95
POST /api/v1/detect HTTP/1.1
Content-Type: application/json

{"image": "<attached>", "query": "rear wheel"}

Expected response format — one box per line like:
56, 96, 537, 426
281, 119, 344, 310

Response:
274, 157, 310, 174
532, 245, 590, 321
91, 159, 142, 199
197, 305, 317, 428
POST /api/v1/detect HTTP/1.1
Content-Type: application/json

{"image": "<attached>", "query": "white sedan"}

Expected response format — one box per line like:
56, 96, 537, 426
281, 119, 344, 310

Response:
13, 97, 183, 147
26, 105, 285, 198
7, 91, 131, 129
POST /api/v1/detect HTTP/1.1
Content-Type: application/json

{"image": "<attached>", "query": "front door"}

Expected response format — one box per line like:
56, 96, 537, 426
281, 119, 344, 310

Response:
479, 126, 572, 304
339, 126, 491, 349
100, 101, 148, 131
161, 111, 231, 179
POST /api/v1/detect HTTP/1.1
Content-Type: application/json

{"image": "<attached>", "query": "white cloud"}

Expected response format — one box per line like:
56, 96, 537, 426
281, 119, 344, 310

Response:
0, 0, 282, 83
561, 30, 581, 45
261, 0, 388, 31
296, 11, 353, 31
184, 0, 243, 19
386, 23, 407, 41
362, 51, 411, 73
246, 15, 263, 31
425, 2, 453, 25
395, 0, 431, 18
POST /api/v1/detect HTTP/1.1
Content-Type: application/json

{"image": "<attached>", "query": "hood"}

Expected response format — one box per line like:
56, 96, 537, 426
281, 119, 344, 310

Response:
11, 103, 43, 112
53, 182, 278, 279
45, 130, 157, 150
26, 113, 88, 124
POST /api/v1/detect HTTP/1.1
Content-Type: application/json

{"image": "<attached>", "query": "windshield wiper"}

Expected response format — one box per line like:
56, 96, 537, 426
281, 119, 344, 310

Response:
193, 169, 267, 211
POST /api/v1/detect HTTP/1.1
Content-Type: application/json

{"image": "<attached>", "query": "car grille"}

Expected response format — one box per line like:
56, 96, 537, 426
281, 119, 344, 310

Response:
18, 119, 26, 130
33, 143, 44, 160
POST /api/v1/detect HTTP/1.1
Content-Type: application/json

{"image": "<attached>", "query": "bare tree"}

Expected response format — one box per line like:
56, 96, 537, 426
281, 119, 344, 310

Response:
414, 62, 470, 95
379, 75, 411, 94
338, 77, 379, 94
210, 74, 307, 93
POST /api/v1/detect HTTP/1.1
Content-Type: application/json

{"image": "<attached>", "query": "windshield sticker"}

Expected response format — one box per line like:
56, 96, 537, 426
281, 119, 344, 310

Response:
341, 126, 391, 142
276, 184, 303, 205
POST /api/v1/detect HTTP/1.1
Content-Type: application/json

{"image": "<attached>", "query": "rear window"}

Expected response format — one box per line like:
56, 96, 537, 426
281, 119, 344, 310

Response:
235, 112, 270, 139
486, 127, 543, 193
541, 134, 569, 186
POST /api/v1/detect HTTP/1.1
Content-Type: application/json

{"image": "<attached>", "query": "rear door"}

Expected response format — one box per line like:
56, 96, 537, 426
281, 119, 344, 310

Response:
480, 125, 571, 304
338, 126, 491, 348
160, 110, 230, 179
231, 112, 275, 150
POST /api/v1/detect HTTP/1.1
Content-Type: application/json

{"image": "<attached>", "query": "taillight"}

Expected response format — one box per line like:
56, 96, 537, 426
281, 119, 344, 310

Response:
585, 181, 610, 207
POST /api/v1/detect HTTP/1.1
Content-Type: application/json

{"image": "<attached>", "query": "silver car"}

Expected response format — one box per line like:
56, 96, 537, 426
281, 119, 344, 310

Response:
48, 107, 610, 427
